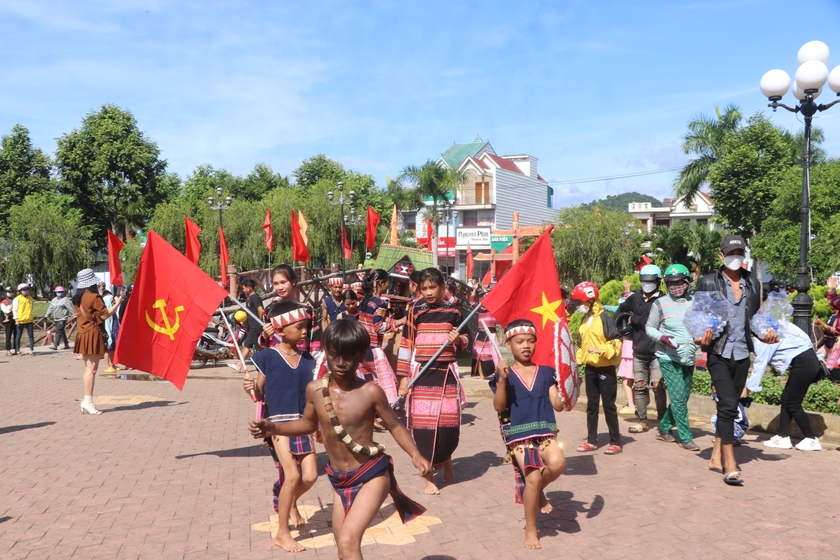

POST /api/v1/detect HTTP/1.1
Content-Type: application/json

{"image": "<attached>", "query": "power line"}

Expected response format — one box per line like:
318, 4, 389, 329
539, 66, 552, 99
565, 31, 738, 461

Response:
548, 166, 683, 186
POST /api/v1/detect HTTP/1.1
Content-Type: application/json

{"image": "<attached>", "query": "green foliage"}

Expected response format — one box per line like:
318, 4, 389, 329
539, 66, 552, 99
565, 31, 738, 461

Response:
706, 113, 790, 238
551, 206, 644, 287
692, 368, 840, 415
120, 237, 145, 284
55, 104, 174, 249
0, 125, 53, 231
580, 192, 661, 213
293, 154, 346, 192
649, 221, 724, 275
3, 194, 92, 288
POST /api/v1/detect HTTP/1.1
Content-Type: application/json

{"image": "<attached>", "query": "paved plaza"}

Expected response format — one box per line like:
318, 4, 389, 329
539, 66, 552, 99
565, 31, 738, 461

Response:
2, 348, 840, 559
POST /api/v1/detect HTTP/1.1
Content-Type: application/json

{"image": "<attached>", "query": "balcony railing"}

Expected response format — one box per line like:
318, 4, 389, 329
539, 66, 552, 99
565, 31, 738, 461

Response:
459, 190, 492, 205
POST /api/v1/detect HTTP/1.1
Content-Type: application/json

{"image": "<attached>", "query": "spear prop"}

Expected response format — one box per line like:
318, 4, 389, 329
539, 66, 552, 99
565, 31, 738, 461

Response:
394, 300, 483, 407
219, 308, 257, 403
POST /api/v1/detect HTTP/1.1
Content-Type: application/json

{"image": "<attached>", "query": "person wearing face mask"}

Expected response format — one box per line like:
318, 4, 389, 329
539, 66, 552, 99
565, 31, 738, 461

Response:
645, 264, 700, 450
695, 234, 779, 486
616, 265, 666, 434
572, 282, 623, 455
12, 283, 36, 356
1, 287, 14, 356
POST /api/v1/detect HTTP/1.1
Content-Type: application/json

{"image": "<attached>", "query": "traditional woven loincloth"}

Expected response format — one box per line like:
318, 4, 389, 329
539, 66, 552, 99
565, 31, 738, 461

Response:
507, 435, 557, 504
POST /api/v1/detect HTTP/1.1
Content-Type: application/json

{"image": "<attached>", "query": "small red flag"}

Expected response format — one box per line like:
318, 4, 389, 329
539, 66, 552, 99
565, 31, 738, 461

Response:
466, 241, 474, 280
107, 230, 125, 287
263, 209, 274, 253
343, 226, 352, 260
481, 226, 578, 411
425, 216, 433, 247
291, 210, 310, 262
114, 230, 228, 390
184, 216, 201, 265
219, 226, 230, 287
365, 206, 381, 250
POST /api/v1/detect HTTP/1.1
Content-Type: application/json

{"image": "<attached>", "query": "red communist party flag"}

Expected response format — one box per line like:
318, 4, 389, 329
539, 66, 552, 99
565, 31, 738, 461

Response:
343, 226, 352, 260
263, 209, 274, 253
114, 230, 228, 390
365, 205, 381, 250
184, 216, 201, 265
290, 210, 310, 262
481, 226, 579, 411
219, 226, 230, 287
466, 241, 474, 280
107, 230, 125, 287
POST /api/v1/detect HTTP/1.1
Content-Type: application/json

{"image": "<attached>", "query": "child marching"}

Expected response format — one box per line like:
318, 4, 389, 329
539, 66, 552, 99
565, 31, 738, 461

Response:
358, 269, 399, 404
249, 320, 429, 560
243, 300, 318, 552
397, 267, 468, 494
470, 282, 498, 379
491, 319, 567, 550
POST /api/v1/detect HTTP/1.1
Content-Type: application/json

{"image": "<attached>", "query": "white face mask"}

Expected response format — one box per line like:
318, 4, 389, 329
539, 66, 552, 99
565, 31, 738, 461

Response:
576, 304, 590, 315
723, 255, 745, 271
641, 281, 658, 294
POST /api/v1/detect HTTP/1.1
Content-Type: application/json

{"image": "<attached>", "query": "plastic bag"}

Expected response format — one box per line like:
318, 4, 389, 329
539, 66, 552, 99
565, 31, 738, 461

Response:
683, 291, 731, 339
750, 291, 792, 340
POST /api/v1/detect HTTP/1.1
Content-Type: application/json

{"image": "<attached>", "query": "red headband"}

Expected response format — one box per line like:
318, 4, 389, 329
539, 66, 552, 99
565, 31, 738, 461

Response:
505, 325, 537, 341
270, 307, 311, 329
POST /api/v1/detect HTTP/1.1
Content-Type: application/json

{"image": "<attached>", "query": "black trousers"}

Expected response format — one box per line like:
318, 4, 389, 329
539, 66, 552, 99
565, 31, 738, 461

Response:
584, 365, 621, 446
708, 354, 750, 445
779, 349, 821, 439
3, 321, 12, 351
54, 319, 68, 347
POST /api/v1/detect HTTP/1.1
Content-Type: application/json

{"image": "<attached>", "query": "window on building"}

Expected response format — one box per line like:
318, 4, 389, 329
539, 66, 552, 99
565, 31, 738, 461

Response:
462, 210, 478, 227
655, 218, 671, 227
697, 219, 708, 228
475, 181, 489, 205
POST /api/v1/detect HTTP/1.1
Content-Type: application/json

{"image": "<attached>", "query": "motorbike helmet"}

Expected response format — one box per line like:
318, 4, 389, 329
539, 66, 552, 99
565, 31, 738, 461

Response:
55, 286, 65, 293
639, 264, 662, 283
663, 264, 690, 283
234, 310, 247, 323
571, 281, 599, 303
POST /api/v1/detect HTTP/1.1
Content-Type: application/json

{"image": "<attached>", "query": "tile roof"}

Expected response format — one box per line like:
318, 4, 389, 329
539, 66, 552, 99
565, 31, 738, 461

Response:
484, 154, 523, 175
440, 136, 489, 168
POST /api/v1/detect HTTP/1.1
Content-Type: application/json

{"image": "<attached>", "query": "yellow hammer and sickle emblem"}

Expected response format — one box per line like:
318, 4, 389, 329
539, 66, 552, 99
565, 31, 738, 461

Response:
145, 299, 185, 341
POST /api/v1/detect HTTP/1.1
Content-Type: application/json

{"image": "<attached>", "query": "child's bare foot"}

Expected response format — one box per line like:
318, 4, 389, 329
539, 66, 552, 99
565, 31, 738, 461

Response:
539, 491, 553, 514
524, 529, 541, 549
274, 530, 305, 552
290, 506, 306, 529
442, 460, 455, 483
423, 479, 440, 495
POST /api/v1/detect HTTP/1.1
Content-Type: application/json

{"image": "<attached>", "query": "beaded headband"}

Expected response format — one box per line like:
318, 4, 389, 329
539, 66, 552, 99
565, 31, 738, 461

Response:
505, 325, 537, 341
350, 282, 362, 289
328, 277, 343, 287
270, 307, 311, 329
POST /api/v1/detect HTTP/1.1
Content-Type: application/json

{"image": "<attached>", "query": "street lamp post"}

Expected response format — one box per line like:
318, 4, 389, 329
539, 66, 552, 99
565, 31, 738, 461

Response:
761, 41, 840, 336
441, 204, 457, 275
207, 187, 232, 254
327, 181, 356, 274
345, 207, 363, 261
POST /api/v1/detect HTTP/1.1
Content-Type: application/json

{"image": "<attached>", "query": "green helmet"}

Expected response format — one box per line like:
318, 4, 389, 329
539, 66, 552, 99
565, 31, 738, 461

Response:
639, 264, 662, 283
664, 264, 690, 282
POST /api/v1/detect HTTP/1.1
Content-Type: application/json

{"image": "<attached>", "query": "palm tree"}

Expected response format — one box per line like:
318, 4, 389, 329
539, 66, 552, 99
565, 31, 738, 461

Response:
674, 104, 742, 207
399, 160, 465, 266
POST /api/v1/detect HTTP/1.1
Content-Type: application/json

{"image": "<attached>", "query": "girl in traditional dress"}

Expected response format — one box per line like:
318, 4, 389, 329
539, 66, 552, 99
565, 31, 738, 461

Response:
469, 282, 498, 379
358, 269, 399, 404
72, 268, 121, 415
397, 267, 467, 494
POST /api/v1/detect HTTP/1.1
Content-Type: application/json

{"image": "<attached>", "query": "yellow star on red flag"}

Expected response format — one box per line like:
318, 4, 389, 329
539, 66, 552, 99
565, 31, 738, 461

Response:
530, 292, 562, 329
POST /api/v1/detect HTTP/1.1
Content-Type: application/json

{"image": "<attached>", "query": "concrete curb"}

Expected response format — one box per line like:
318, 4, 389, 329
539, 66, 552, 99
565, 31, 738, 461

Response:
459, 376, 840, 445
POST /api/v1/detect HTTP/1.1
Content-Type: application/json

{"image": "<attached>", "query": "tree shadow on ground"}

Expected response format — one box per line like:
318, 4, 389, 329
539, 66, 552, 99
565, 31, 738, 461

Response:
539, 491, 605, 535
107, 401, 185, 412
176, 444, 266, 460
448, 450, 504, 483
0, 422, 55, 435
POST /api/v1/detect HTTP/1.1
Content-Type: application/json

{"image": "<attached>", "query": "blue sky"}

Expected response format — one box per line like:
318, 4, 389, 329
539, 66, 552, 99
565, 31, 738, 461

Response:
2, 0, 840, 207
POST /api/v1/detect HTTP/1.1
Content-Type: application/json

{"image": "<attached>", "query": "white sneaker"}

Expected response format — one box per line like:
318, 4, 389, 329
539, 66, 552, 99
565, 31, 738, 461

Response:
795, 437, 822, 451
763, 435, 792, 449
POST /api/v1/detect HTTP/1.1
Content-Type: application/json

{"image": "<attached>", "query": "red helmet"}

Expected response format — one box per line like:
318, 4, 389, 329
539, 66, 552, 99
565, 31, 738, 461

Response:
571, 282, 599, 303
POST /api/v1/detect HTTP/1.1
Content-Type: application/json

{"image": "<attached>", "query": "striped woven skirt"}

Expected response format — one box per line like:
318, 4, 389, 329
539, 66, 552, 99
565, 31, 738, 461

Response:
407, 361, 462, 468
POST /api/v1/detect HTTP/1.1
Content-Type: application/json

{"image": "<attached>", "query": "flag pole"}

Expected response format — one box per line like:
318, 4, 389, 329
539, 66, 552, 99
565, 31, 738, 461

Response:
394, 300, 484, 407
219, 310, 256, 402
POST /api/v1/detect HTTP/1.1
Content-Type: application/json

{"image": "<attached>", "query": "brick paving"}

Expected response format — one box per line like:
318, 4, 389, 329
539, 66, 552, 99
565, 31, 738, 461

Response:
2, 347, 840, 559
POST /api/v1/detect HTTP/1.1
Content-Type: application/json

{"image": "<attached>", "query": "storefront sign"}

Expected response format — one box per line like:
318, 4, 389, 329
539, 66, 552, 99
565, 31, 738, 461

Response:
491, 235, 514, 252
455, 227, 491, 248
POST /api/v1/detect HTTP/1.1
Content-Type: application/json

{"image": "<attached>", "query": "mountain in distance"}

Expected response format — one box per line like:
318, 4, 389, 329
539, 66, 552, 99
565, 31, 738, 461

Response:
579, 191, 662, 212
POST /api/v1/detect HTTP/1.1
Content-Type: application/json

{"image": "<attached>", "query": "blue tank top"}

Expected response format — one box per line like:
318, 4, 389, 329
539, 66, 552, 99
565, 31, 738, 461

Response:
324, 296, 346, 322
251, 348, 315, 422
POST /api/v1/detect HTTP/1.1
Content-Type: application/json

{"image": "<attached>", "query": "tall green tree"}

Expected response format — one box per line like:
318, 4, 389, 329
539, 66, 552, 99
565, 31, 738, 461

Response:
55, 104, 174, 247
552, 206, 644, 287
181, 164, 243, 212
0, 125, 53, 230
649, 222, 724, 275
240, 163, 290, 200
293, 154, 346, 192
4, 194, 92, 290
674, 103, 742, 206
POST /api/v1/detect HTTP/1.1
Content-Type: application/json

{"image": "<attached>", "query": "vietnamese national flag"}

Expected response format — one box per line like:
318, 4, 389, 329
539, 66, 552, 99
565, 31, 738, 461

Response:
343, 226, 352, 260
263, 209, 273, 253
219, 226, 230, 287
114, 230, 228, 390
291, 210, 310, 262
481, 226, 579, 411
184, 216, 201, 265
466, 241, 474, 280
365, 205, 381, 250
107, 230, 125, 287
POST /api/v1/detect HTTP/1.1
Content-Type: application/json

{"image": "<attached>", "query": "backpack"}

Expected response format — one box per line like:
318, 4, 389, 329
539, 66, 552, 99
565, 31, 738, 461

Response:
600, 312, 621, 341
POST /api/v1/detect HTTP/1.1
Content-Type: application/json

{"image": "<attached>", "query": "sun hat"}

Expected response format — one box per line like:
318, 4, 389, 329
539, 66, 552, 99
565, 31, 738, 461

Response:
17, 283, 29, 291
76, 269, 99, 290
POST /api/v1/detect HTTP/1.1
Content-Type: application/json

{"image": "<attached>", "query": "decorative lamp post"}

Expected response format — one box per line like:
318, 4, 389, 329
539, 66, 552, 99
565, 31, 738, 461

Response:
345, 207, 363, 262
207, 187, 233, 228
327, 181, 356, 274
441, 203, 457, 274
760, 40, 840, 336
